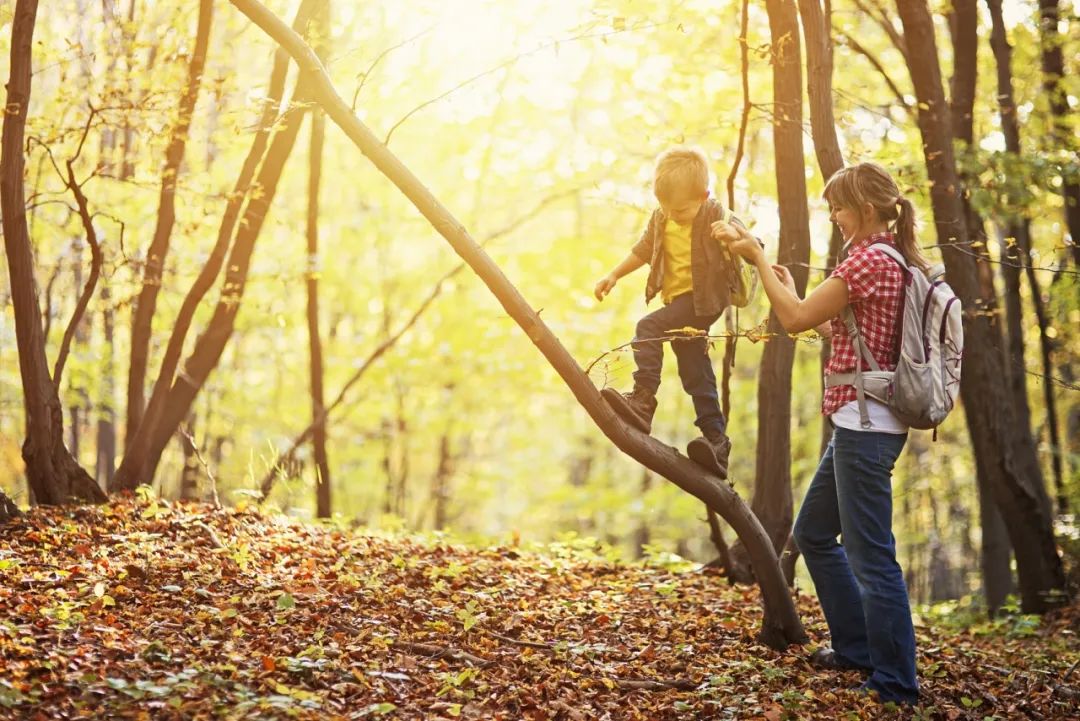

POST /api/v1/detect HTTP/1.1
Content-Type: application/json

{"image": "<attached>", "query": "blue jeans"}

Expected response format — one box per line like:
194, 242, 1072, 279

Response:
793, 427, 918, 704
631, 293, 724, 432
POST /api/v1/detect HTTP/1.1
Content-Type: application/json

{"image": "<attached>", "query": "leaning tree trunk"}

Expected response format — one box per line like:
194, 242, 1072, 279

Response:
1, 0, 106, 505
896, 0, 1067, 613
308, 0, 332, 518
229, 0, 807, 649
726, 0, 812, 584
126, 0, 214, 449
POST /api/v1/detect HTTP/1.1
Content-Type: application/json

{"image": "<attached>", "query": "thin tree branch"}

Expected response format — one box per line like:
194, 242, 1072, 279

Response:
350, 26, 434, 110
383, 19, 668, 145
853, 0, 908, 61
836, 29, 911, 109
52, 109, 103, 389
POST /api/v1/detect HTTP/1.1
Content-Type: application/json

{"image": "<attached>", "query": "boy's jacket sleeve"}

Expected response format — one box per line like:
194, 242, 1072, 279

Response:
631, 210, 659, 263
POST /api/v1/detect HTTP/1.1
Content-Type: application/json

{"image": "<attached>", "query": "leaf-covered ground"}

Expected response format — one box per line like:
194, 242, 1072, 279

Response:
1, 499, 1077, 720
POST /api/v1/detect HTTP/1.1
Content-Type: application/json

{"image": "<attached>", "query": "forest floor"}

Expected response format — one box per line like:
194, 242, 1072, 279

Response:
0, 498, 1077, 720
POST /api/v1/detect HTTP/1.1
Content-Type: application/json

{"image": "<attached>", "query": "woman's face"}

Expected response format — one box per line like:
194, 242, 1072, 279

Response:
828, 200, 873, 243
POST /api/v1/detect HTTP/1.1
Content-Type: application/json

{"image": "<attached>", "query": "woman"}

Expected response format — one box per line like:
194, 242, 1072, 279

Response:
715, 162, 924, 705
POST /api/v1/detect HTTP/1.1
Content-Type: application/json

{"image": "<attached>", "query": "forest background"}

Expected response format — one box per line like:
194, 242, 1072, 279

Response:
1, 0, 1078, 613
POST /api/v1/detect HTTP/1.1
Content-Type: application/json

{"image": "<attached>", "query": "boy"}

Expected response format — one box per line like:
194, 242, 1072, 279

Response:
594, 146, 752, 479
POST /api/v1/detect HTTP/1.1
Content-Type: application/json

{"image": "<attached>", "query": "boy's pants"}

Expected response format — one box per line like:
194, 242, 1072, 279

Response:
631, 292, 725, 433
793, 428, 919, 705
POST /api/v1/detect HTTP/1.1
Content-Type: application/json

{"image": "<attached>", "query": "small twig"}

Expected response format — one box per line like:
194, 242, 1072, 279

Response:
614, 678, 697, 691
192, 520, 226, 550
1055, 658, 1080, 698
585, 325, 821, 376
181, 426, 222, 509
482, 629, 553, 650
391, 640, 491, 667
1026, 370, 1080, 393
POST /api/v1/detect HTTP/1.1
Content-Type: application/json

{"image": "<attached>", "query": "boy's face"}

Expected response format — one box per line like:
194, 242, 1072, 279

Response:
659, 186, 706, 226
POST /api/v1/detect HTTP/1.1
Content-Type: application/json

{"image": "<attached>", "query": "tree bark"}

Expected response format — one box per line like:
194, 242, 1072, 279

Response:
896, 0, 1067, 613
229, 0, 808, 649
797, 0, 846, 462
1, 0, 105, 505
126, 0, 214, 450
308, 0, 332, 519
975, 446, 1013, 615
727, 0, 812, 584
947, 0, 1019, 611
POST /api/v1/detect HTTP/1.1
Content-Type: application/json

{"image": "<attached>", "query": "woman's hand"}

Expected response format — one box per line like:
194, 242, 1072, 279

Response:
771, 264, 798, 295
711, 221, 763, 264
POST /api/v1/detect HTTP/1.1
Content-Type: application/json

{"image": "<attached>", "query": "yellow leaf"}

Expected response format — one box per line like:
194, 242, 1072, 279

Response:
665, 326, 707, 337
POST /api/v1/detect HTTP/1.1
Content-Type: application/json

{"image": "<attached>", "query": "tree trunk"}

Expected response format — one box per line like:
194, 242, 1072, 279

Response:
229, 0, 808, 649
975, 446, 1013, 615
126, 0, 214, 450
308, 0, 332, 519
944, 0, 1019, 612
1038, 0, 1080, 271
96, 283, 117, 489
0, 490, 20, 524
896, 0, 1067, 613
113, 0, 323, 492
634, 468, 652, 559
989, 1, 1062, 518
1, 0, 105, 505
797, 0, 846, 468
727, 0, 812, 584
1016, 0, 1068, 514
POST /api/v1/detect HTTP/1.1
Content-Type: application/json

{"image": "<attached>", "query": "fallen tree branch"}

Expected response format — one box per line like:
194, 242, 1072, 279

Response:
391, 641, 491, 667
614, 678, 697, 691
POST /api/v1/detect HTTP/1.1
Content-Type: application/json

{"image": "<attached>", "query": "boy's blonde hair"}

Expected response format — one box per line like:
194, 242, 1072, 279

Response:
653, 146, 709, 202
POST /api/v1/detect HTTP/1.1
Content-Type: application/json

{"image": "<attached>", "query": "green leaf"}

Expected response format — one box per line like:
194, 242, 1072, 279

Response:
363, 702, 397, 716
276, 593, 296, 610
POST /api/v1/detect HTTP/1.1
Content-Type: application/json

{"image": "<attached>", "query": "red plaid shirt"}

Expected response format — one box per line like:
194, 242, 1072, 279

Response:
822, 233, 906, 416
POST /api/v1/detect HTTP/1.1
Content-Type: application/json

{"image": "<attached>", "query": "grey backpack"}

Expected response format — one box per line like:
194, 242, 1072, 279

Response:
825, 243, 963, 430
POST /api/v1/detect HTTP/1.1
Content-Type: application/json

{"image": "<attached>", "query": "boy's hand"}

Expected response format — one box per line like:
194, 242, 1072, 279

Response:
712, 220, 762, 263
594, 273, 618, 301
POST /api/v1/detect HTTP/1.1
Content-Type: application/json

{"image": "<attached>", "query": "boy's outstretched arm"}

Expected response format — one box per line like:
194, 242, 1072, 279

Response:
594, 253, 645, 301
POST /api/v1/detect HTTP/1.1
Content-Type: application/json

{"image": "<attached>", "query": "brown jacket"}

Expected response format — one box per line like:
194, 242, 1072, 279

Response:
631, 198, 747, 317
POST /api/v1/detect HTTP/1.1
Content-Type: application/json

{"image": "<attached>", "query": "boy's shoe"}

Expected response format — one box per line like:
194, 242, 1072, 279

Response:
601, 386, 657, 434
687, 426, 732, 479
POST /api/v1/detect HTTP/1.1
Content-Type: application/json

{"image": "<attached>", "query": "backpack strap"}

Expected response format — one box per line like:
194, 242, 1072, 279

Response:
841, 306, 878, 429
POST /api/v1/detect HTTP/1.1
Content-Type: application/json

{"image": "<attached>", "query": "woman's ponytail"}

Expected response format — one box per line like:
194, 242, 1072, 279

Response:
894, 196, 930, 272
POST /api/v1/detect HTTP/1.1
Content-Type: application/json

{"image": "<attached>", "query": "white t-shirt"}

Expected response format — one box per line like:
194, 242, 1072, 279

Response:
830, 398, 908, 434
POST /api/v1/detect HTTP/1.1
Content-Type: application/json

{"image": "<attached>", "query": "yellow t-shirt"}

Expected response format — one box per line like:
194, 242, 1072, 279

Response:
661, 218, 693, 303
